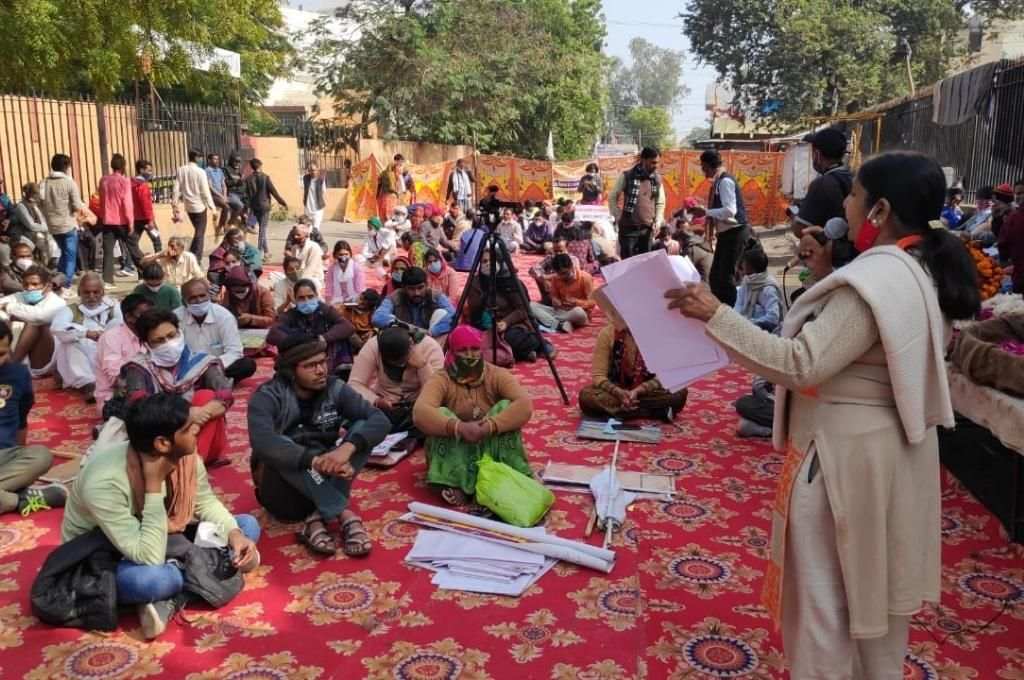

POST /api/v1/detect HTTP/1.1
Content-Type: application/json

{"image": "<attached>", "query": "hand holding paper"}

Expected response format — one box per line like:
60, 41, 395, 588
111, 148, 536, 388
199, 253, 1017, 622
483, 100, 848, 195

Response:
664, 282, 723, 322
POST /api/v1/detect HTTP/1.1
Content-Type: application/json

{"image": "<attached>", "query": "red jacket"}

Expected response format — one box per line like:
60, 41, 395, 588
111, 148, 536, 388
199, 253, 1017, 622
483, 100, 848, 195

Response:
130, 177, 154, 223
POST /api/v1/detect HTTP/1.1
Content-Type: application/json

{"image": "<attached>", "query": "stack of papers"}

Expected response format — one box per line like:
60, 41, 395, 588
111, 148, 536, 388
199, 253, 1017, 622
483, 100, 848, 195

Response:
371, 431, 409, 456
595, 250, 730, 390
405, 530, 556, 597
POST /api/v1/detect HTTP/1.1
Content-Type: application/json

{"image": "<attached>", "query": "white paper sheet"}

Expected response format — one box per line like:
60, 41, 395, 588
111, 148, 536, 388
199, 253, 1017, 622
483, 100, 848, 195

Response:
371, 431, 409, 456
406, 530, 545, 567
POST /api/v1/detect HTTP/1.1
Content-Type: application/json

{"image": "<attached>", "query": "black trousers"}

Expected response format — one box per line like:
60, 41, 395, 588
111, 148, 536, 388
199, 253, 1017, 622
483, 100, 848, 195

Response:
505, 325, 553, 360
618, 226, 652, 260
133, 220, 162, 255
224, 357, 257, 382
77, 228, 98, 273
709, 226, 750, 307
101, 225, 144, 283
187, 210, 208, 259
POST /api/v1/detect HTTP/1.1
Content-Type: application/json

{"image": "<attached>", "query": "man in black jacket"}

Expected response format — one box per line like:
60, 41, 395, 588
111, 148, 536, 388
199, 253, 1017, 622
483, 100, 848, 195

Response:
244, 158, 288, 257
247, 334, 390, 557
793, 128, 853, 236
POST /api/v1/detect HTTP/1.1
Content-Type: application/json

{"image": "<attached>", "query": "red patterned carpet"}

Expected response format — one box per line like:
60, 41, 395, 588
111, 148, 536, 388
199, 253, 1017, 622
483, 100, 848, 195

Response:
1, 255, 1023, 680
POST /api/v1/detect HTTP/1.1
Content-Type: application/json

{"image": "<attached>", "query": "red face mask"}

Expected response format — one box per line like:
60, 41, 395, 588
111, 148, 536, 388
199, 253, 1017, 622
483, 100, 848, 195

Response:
853, 209, 880, 253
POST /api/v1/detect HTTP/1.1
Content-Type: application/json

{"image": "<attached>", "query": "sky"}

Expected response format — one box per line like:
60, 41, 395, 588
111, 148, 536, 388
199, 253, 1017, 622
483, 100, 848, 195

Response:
282, 0, 716, 138
601, 0, 715, 139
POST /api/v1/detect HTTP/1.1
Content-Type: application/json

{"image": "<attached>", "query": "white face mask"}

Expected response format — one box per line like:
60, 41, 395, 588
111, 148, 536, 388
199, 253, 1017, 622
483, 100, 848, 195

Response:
15, 258, 33, 271
149, 335, 185, 368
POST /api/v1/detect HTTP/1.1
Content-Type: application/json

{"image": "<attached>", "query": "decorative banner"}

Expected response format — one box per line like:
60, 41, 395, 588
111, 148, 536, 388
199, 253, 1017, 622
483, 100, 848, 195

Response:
408, 160, 454, 210
344, 154, 380, 223
552, 160, 590, 202
515, 159, 553, 204
474, 155, 517, 203
658, 150, 688, 219
597, 155, 637, 212
728, 151, 784, 227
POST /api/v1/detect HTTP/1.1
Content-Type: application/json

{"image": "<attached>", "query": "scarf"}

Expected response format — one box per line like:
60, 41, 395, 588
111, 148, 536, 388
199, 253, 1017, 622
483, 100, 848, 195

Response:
609, 329, 654, 390
330, 258, 355, 300
126, 449, 198, 534
738, 272, 781, 318
622, 163, 661, 217
132, 346, 218, 399
444, 325, 484, 383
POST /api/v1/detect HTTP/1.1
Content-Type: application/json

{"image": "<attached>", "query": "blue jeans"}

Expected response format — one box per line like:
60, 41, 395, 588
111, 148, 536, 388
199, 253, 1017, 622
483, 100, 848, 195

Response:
115, 514, 261, 605
54, 231, 78, 286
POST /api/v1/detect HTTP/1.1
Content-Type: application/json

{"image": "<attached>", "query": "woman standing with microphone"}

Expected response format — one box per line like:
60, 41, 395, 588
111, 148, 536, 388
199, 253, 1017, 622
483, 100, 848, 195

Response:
666, 151, 980, 679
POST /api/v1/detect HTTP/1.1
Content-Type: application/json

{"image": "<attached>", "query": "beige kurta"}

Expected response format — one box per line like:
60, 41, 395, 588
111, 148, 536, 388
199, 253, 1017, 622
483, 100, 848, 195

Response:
706, 285, 941, 638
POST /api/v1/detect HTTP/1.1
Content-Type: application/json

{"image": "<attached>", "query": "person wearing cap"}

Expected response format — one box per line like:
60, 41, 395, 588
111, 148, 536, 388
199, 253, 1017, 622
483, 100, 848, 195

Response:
372, 266, 455, 339
358, 217, 398, 267
412, 325, 533, 508
793, 129, 853, 237
247, 334, 390, 557
997, 178, 1024, 293
700, 149, 750, 306
348, 326, 444, 436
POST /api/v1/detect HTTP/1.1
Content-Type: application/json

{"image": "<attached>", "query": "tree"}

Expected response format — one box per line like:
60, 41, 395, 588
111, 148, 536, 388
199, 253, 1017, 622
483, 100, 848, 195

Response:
0, 0, 290, 105
681, 0, 1024, 124
304, 0, 608, 158
683, 125, 710, 147
612, 38, 690, 111
626, 107, 675, 149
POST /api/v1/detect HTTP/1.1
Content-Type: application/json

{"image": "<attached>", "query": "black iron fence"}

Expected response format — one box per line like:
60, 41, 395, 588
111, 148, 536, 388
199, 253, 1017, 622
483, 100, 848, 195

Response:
294, 119, 358, 188
0, 92, 241, 203
854, 58, 1024, 196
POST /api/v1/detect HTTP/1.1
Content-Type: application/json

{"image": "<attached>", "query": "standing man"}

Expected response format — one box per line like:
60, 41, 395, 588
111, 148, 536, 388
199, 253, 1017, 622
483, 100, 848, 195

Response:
244, 159, 288, 258
792, 128, 852, 235
205, 154, 228, 239
223, 154, 248, 231
701, 149, 749, 306
172, 150, 215, 260
302, 162, 328, 241
39, 153, 85, 295
445, 158, 476, 214
99, 154, 145, 285
608, 147, 665, 259
131, 160, 163, 258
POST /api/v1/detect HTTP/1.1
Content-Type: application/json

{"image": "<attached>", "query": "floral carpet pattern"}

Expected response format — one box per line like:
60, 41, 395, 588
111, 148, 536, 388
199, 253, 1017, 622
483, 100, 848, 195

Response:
1, 255, 1023, 679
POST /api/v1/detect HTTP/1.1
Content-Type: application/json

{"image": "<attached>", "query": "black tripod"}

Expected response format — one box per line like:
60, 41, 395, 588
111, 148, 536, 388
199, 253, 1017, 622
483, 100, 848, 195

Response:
450, 228, 570, 405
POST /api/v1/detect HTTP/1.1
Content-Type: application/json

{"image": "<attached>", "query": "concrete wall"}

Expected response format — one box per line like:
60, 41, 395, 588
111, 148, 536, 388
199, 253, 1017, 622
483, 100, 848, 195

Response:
247, 136, 303, 213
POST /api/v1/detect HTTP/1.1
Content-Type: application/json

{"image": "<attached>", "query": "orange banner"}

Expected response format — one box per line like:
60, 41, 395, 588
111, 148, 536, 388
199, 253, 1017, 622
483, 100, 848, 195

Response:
552, 160, 589, 202
408, 160, 454, 210
343, 154, 380, 223
515, 159, 553, 204
474, 155, 517, 203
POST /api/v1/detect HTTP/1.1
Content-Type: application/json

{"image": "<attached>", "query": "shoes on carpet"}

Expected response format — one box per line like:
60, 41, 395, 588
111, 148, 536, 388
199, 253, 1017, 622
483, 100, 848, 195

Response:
81, 382, 96, 405
736, 417, 773, 438
525, 351, 538, 363
17, 483, 67, 516
138, 593, 189, 640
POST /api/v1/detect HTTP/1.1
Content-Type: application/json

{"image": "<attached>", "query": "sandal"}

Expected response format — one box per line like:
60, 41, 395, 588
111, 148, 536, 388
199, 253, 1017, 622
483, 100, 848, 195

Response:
340, 515, 372, 557
440, 487, 469, 506
297, 515, 336, 556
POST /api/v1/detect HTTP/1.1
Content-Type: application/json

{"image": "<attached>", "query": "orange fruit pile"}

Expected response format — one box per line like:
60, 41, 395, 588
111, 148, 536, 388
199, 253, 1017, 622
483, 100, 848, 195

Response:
967, 241, 1004, 300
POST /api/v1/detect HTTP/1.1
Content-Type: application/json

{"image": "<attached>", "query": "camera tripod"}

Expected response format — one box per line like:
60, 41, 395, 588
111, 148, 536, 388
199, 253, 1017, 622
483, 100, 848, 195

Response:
450, 228, 571, 405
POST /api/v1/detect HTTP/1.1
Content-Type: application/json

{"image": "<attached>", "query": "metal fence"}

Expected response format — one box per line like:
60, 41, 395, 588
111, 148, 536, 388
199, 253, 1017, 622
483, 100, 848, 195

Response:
854, 58, 1024, 196
0, 92, 241, 203
294, 120, 358, 188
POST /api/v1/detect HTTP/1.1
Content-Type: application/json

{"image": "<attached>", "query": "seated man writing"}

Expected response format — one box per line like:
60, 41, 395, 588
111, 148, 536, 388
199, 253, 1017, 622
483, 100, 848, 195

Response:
247, 335, 390, 557
372, 266, 455, 339
412, 325, 533, 508
578, 323, 688, 421
530, 253, 594, 333
50, 272, 122, 404
115, 309, 233, 465
0, 319, 64, 516
176, 278, 256, 383
60, 393, 260, 640
348, 326, 444, 437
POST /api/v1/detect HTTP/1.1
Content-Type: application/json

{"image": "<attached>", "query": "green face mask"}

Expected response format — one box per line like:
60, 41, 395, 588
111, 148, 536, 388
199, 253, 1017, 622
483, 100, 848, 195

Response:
452, 355, 483, 381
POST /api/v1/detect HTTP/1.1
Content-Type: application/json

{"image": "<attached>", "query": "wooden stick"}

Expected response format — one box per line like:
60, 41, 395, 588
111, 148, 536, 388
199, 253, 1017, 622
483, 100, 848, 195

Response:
602, 439, 621, 549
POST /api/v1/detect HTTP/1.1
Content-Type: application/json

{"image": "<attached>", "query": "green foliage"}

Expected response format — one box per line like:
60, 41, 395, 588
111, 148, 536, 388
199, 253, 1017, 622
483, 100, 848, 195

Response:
681, 0, 1024, 123
611, 38, 690, 110
683, 125, 711, 147
0, 0, 291, 106
304, 0, 608, 158
626, 107, 675, 149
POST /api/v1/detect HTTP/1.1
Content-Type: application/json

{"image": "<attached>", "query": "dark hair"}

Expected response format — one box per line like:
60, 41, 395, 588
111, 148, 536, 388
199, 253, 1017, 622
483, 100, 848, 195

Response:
110, 153, 126, 172
135, 159, 152, 174
640, 147, 660, 160
333, 240, 352, 256
22, 182, 39, 199
400, 232, 413, 245
657, 225, 672, 239
207, 152, 220, 162
125, 393, 191, 454
741, 242, 769, 273
424, 247, 442, 262
120, 293, 151, 318
360, 289, 381, 306
135, 308, 179, 344
250, 158, 263, 170
487, 184, 499, 193
856, 151, 980, 320
976, 185, 995, 201
403, 266, 427, 286
283, 255, 301, 269
224, 227, 243, 243
700, 150, 722, 168
552, 253, 573, 271
585, 162, 599, 173
0, 319, 11, 343
22, 264, 50, 284
142, 263, 164, 281
393, 154, 405, 162
50, 153, 71, 172
293, 278, 319, 297
947, 187, 964, 200
188, 149, 202, 163
552, 234, 568, 244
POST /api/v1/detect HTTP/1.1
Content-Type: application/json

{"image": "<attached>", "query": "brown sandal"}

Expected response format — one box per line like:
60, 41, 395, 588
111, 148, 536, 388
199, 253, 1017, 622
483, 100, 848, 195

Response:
440, 487, 469, 506
297, 516, 336, 556
340, 516, 372, 557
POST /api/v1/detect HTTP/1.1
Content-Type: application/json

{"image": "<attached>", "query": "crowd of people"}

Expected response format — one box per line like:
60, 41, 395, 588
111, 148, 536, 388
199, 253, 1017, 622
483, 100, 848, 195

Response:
3, 139, 1022, 680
